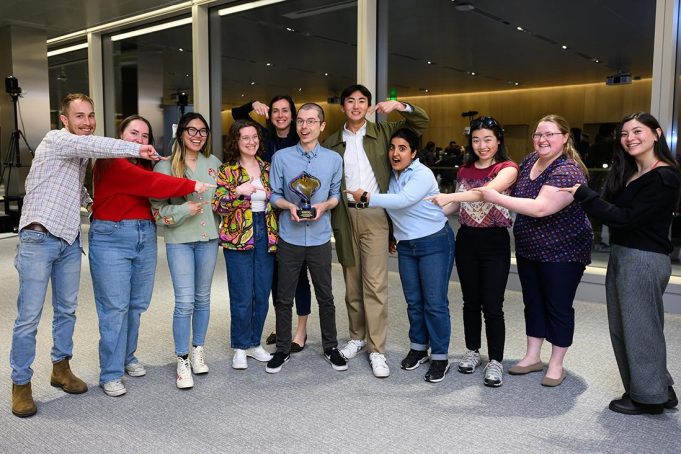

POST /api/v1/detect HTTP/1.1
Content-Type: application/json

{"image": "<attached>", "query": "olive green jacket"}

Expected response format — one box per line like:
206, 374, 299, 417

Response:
322, 104, 430, 266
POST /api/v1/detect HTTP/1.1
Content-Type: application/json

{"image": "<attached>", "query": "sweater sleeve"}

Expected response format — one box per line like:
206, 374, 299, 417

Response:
231, 101, 255, 121
370, 168, 433, 210
108, 159, 196, 198
575, 173, 676, 230
149, 161, 194, 227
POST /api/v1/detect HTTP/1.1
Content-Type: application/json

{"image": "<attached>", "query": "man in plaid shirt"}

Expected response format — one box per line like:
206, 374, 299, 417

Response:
10, 93, 162, 418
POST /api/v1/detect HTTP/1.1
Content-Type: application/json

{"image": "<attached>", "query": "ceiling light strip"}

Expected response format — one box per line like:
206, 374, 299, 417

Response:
110, 17, 193, 41
218, 0, 287, 16
47, 42, 89, 57
46, 0, 195, 45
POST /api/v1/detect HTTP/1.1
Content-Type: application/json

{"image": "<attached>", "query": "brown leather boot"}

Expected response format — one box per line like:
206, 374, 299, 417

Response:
12, 382, 37, 417
50, 358, 88, 394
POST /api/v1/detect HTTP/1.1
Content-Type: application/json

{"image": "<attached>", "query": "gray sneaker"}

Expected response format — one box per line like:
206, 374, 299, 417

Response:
101, 379, 126, 397
483, 360, 503, 387
458, 350, 481, 374
124, 362, 146, 377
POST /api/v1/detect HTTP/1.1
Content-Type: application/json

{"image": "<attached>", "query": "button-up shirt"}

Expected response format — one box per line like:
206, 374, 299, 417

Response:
370, 159, 446, 241
342, 122, 379, 202
270, 143, 342, 246
19, 129, 142, 245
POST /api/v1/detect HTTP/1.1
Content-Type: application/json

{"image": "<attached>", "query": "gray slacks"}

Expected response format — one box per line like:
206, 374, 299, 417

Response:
606, 245, 674, 404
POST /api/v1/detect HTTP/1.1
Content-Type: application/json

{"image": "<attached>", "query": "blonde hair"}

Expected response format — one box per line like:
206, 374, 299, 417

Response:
537, 114, 588, 176
170, 112, 212, 177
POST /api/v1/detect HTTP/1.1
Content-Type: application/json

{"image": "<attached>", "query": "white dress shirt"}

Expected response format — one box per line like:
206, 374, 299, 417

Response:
342, 122, 379, 202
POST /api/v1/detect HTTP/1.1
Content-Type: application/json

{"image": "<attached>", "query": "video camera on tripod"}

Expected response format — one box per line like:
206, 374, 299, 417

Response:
1, 75, 32, 232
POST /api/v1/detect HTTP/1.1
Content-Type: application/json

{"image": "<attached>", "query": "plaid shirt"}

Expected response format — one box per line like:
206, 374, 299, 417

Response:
19, 129, 142, 245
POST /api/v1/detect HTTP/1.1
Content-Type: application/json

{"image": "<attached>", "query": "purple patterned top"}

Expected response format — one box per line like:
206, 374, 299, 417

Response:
511, 152, 592, 264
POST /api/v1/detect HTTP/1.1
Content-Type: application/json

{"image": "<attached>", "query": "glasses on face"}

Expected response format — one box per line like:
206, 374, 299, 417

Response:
239, 135, 259, 143
185, 127, 209, 137
470, 116, 500, 129
296, 118, 321, 127
531, 131, 565, 141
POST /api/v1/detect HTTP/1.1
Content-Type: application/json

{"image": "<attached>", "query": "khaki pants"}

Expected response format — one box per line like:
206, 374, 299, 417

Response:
343, 207, 389, 353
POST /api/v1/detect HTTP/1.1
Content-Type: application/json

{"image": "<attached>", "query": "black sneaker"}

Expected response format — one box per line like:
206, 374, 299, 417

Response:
424, 360, 450, 383
265, 351, 290, 374
324, 348, 348, 371
400, 349, 430, 370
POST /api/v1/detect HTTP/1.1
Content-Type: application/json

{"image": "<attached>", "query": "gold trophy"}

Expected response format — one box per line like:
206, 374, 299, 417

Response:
289, 172, 321, 219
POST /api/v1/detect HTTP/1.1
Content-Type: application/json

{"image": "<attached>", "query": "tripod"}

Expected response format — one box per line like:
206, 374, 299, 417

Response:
2, 92, 32, 230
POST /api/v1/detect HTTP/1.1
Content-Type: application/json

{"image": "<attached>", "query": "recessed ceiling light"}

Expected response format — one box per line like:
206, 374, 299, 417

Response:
470, 71, 477, 76
324, 72, 329, 76
266, 62, 272, 67
286, 27, 295, 32
250, 81, 256, 85
185, 73, 190, 77
298, 88, 302, 92
516, 26, 524, 31
453, 2, 475, 12
241, 93, 245, 97
561, 45, 568, 50
514, 82, 519, 86
593, 58, 600, 63
427, 60, 434, 65
178, 48, 184, 52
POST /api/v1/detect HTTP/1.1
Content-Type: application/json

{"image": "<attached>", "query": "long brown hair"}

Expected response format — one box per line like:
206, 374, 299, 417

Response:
536, 114, 588, 176
170, 112, 212, 177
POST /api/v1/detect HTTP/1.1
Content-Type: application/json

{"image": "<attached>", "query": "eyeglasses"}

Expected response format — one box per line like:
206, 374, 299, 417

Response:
531, 132, 565, 140
296, 118, 321, 127
470, 116, 500, 129
185, 127, 209, 137
239, 135, 259, 143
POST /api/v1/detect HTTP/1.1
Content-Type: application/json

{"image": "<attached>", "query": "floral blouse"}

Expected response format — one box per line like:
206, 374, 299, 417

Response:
212, 156, 278, 252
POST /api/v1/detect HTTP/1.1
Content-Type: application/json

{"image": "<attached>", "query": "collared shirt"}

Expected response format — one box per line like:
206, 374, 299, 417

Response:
19, 129, 142, 245
370, 159, 446, 241
342, 122, 379, 202
270, 143, 342, 246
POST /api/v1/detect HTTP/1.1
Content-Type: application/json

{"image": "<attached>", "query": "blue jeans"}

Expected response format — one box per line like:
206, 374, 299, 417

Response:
11, 229, 82, 384
224, 212, 274, 349
166, 239, 219, 356
397, 224, 455, 360
89, 220, 157, 384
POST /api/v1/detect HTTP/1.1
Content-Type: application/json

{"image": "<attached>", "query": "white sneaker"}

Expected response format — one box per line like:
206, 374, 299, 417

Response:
101, 379, 126, 397
232, 349, 248, 370
124, 362, 146, 377
176, 357, 194, 389
191, 346, 209, 374
458, 350, 481, 374
246, 345, 273, 362
340, 339, 366, 360
369, 352, 390, 378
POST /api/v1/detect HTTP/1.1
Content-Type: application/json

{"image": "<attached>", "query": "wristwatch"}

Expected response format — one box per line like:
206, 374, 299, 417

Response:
356, 191, 369, 209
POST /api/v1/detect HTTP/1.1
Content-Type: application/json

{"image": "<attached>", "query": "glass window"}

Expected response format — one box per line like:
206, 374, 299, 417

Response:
48, 48, 89, 128
216, 0, 357, 140
109, 19, 192, 153
387, 0, 656, 269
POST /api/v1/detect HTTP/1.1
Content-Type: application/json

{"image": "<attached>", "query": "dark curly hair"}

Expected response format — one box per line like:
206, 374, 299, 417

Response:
223, 119, 265, 164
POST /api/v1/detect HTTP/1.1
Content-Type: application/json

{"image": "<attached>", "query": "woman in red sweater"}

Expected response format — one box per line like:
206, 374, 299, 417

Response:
88, 115, 213, 397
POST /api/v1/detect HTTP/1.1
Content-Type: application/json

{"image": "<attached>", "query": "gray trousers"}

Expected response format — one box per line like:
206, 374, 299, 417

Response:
275, 240, 338, 354
606, 245, 674, 404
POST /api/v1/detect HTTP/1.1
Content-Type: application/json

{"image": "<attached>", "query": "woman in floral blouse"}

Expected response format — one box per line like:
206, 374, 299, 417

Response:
213, 119, 278, 370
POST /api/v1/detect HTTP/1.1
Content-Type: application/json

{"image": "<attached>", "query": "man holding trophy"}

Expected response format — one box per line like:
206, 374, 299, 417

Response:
266, 103, 346, 373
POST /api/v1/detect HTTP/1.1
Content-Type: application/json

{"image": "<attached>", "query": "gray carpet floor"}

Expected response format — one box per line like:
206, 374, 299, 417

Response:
0, 228, 680, 453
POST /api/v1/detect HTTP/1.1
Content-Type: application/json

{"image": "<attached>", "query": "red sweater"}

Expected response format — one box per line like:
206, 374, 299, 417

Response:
92, 158, 196, 221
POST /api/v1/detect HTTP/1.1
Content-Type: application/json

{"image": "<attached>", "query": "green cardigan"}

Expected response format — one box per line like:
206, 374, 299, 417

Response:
150, 153, 222, 244
322, 104, 430, 266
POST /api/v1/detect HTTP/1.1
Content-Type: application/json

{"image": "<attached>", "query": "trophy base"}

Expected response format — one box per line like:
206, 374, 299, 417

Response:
297, 207, 317, 219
